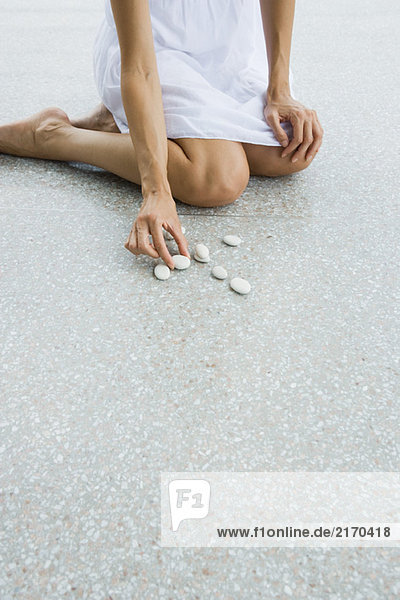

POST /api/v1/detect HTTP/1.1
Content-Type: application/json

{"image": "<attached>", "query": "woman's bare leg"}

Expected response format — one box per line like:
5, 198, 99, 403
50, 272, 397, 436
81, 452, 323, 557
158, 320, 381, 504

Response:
242, 141, 315, 176
0, 107, 250, 207
70, 102, 120, 133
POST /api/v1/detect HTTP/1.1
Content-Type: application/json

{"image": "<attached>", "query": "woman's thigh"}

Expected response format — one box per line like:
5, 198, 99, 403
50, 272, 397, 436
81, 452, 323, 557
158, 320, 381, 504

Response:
173, 137, 249, 177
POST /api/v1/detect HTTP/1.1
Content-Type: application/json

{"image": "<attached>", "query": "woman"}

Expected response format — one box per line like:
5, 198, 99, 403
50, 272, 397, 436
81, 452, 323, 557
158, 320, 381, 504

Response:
0, 0, 323, 270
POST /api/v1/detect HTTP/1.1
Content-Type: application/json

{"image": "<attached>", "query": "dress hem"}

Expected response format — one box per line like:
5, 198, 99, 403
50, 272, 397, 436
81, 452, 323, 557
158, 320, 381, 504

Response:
115, 123, 283, 148
167, 134, 282, 147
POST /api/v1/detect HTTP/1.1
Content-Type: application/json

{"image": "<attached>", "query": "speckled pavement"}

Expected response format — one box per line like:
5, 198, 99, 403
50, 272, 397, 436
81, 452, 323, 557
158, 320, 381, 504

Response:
1, 0, 399, 598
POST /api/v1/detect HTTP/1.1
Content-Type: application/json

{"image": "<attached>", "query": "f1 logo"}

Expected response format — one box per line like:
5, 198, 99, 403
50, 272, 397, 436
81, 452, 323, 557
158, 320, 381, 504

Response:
169, 479, 211, 531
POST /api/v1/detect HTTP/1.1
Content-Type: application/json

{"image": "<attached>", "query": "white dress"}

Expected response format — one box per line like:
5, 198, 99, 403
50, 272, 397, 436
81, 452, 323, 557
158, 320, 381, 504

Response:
93, 0, 293, 146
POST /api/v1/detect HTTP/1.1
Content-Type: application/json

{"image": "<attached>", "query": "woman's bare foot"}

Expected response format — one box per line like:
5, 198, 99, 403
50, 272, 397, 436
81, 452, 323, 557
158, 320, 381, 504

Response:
0, 107, 72, 159
71, 102, 120, 133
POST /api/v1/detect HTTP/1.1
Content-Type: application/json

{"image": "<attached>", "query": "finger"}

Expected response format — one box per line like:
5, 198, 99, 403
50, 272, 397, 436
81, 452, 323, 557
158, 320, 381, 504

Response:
136, 223, 159, 259
281, 116, 304, 158
148, 233, 160, 253
306, 121, 324, 162
164, 222, 190, 259
175, 230, 190, 259
267, 110, 289, 148
151, 223, 175, 269
314, 112, 324, 132
177, 234, 190, 259
291, 119, 313, 163
124, 227, 139, 255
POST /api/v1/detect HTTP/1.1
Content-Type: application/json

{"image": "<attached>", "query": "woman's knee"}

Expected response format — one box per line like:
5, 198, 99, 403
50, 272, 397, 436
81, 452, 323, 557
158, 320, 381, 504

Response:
186, 155, 250, 207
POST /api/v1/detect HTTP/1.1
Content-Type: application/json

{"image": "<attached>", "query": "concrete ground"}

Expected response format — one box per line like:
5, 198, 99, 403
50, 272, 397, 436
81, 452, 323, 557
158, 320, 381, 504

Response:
1, 0, 399, 598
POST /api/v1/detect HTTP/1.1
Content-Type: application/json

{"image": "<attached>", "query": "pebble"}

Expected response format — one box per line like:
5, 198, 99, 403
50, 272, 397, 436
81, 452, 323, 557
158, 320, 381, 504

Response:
194, 254, 210, 263
223, 234, 242, 247
212, 265, 227, 280
194, 243, 209, 259
172, 255, 191, 270
154, 264, 171, 280
230, 277, 251, 295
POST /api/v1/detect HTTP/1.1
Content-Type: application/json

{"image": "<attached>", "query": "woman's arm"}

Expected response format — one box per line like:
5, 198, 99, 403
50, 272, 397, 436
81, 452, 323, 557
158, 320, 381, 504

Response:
111, 0, 167, 193
261, 0, 294, 99
110, 0, 189, 267
259, 0, 323, 162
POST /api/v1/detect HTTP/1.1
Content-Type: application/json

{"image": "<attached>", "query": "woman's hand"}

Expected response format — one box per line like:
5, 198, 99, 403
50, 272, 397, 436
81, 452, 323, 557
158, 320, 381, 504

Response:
124, 190, 190, 270
264, 93, 324, 163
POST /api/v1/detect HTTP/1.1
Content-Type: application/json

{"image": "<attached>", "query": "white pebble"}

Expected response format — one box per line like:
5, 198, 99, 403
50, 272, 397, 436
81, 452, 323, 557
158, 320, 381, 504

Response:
194, 243, 209, 259
154, 264, 171, 280
172, 255, 190, 270
230, 277, 251, 295
194, 254, 210, 263
223, 234, 242, 246
181, 226, 186, 234
212, 265, 227, 280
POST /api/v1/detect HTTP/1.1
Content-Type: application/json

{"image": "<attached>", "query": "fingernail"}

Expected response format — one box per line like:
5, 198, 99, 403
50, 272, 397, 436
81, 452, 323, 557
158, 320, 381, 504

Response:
281, 153, 287, 159
282, 140, 288, 148
307, 155, 313, 161
292, 157, 298, 163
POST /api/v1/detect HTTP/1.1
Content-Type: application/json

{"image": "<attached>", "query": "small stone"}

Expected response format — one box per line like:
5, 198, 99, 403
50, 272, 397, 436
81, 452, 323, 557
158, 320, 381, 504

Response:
172, 255, 191, 270
194, 254, 210, 263
181, 226, 186, 234
223, 234, 242, 246
154, 264, 171, 280
230, 277, 251, 295
212, 266, 227, 280
194, 243, 209, 259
